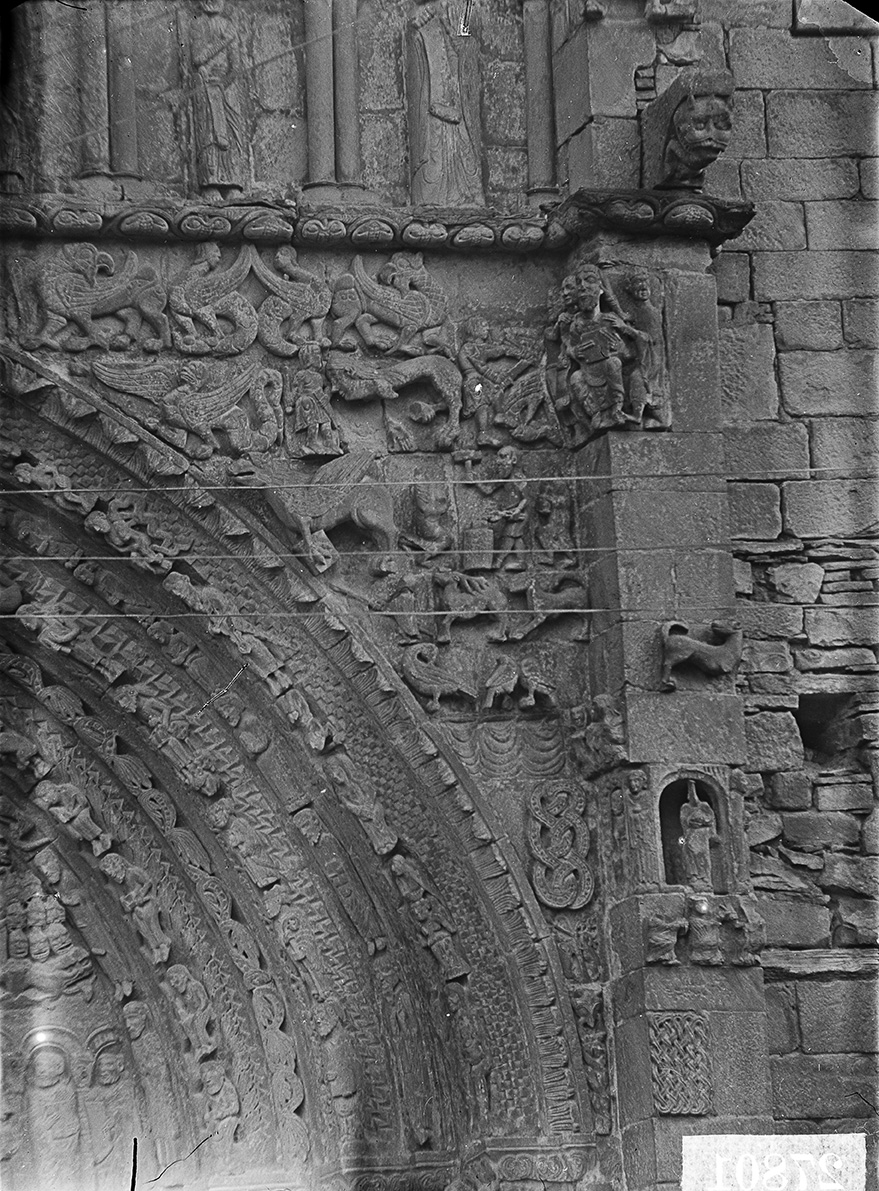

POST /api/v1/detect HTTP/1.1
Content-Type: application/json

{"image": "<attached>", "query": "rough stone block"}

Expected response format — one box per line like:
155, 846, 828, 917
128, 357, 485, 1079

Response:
741, 157, 860, 202
862, 159, 879, 200
719, 323, 779, 423
566, 116, 640, 190
772, 1054, 879, 1119
779, 350, 879, 416
710, 1011, 775, 1116
747, 809, 784, 845
755, 251, 879, 301
735, 558, 754, 595
843, 299, 879, 348
734, 201, 807, 252
712, 252, 750, 304
815, 783, 876, 812
798, 980, 878, 1054
795, 0, 879, 34
737, 603, 805, 640
805, 606, 879, 647
722, 89, 767, 161
733, 28, 873, 89
730, 483, 783, 540
810, 416, 879, 479
486, 146, 528, 196
484, 61, 526, 145
745, 711, 805, 772
769, 771, 813, 810
702, 0, 795, 25
624, 693, 746, 765
725, 423, 810, 481
704, 157, 742, 201
757, 896, 831, 947
807, 201, 879, 252
796, 646, 878, 670
743, 640, 793, 674
834, 894, 879, 945
769, 563, 825, 605
783, 479, 878, 538
819, 854, 879, 897
864, 809, 879, 856
775, 301, 843, 351
767, 91, 879, 159
781, 810, 861, 851
765, 983, 800, 1054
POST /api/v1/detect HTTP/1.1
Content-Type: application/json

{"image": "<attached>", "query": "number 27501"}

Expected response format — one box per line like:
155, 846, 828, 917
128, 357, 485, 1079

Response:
707, 1151, 847, 1191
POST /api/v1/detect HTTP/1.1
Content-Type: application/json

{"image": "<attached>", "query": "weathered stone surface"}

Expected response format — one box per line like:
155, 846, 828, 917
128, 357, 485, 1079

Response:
730, 28, 873, 90
796, 646, 878, 671
747, 808, 784, 845
746, 711, 805, 772
835, 895, 878, 945
762, 947, 878, 976
712, 252, 750, 304
733, 202, 806, 252
625, 693, 746, 765
743, 640, 793, 674
815, 783, 875, 812
741, 157, 860, 201
566, 116, 640, 190
775, 301, 843, 352
798, 980, 878, 1054
806, 201, 879, 252
730, 483, 782, 540
765, 983, 799, 1054
725, 423, 810, 481
779, 350, 879, 417
770, 563, 826, 605
767, 91, 879, 159
734, 558, 754, 595
719, 323, 779, 423
843, 299, 879, 348
809, 416, 879, 478
783, 478, 878, 538
781, 810, 861, 852
771, 1054, 878, 1119
722, 88, 767, 160
794, 0, 879, 34
805, 606, 879, 647
864, 809, 879, 856
737, 602, 805, 640
818, 854, 879, 897
755, 251, 879, 301
862, 158, 879, 200
757, 896, 831, 947
769, 771, 814, 810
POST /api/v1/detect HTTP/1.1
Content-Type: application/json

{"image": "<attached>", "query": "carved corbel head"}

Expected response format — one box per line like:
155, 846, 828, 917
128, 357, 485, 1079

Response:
641, 68, 734, 191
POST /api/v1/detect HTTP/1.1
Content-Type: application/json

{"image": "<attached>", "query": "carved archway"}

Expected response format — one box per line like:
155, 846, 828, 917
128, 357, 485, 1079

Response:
0, 361, 594, 1190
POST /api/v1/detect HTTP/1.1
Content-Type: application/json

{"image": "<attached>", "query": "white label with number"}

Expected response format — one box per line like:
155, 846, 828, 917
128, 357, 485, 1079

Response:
682, 1133, 866, 1191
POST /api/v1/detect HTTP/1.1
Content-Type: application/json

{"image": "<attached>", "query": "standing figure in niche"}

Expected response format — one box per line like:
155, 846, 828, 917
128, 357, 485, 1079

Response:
24, 1046, 83, 1187
407, 0, 485, 207
678, 781, 718, 892
190, 0, 246, 200
619, 270, 669, 429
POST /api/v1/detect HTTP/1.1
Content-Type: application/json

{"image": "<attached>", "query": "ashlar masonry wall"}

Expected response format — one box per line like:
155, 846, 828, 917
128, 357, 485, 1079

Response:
711, 0, 878, 1137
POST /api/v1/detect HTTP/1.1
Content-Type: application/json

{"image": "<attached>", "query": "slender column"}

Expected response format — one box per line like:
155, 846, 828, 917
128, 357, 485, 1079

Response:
78, 0, 111, 176
333, 0, 361, 184
303, 0, 336, 185
107, 0, 140, 175
523, 0, 556, 197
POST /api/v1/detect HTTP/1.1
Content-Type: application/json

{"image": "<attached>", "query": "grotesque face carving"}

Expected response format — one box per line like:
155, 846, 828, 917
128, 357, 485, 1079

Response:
672, 94, 733, 166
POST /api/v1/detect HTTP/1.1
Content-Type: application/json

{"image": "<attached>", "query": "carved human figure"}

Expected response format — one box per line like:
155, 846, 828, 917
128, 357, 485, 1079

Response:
391, 854, 469, 979
723, 896, 765, 966
123, 1000, 181, 1167
99, 853, 172, 964
618, 270, 669, 429
286, 367, 342, 457
446, 983, 491, 1127
626, 769, 657, 891
325, 754, 398, 855
468, 445, 528, 571
190, 0, 246, 200
200, 1061, 240, 1160
24, 1046, 83, 1186
644, 905, 687, 965
162, 964, 217, 1059
686, 895, 723, 965
204, 798, 281, 888
662, 80, 734, 190
557, 264, 645, 435
458, 317, 506, 448
86, 1048, 137, 1191
678, 782, 718, 892
406, 0, 484, 207
533, 484, 576, 569
314, 999, 361, 1151
32, 779, 112, 855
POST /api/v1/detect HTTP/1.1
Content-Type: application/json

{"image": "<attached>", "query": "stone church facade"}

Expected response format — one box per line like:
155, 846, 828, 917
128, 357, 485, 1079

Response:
0, 1, 875, 1189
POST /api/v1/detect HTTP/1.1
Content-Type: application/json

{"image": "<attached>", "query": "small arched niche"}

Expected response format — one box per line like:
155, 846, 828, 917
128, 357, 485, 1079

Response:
658, 775, 730, 894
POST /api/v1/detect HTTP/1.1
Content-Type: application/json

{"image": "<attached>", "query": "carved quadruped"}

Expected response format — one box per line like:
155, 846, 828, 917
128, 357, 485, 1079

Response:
659, 618, 743, 691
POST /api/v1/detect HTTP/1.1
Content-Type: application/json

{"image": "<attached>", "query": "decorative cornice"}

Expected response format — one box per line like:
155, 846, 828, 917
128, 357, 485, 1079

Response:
0, 188, 754, 251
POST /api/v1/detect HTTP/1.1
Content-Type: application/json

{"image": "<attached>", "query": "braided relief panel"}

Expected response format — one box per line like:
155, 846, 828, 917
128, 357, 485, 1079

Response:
647, 1011, 712, 1116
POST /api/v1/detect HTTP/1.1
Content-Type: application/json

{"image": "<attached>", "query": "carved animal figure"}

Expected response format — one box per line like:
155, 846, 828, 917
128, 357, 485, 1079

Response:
401, 643, 477, 712
431, 570, 507, 644
231, 449, 398, 573
350, 252, 453, 354
254, 247, 332, 356
15, 243, 170, 352
659, 619, 743, 691
92, 356, 283, 459
326, 350, 463, 445
168, 242, 258, 355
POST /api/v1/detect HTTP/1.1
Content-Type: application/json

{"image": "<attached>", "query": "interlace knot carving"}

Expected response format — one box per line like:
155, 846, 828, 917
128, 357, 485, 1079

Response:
648, 1011, 712, 1115
527, 785, 593, 910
